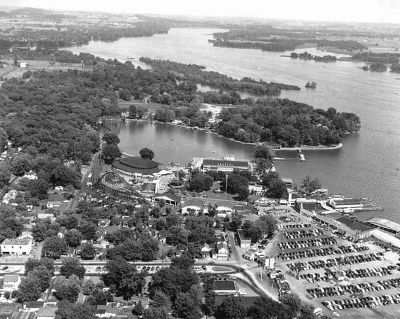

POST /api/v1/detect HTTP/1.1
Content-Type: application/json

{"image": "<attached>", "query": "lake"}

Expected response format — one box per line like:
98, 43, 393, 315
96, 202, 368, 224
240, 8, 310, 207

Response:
68, 28, 400, 223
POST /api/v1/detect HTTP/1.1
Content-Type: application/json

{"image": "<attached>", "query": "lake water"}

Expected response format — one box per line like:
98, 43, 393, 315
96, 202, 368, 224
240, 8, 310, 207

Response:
68, 28, 400, 223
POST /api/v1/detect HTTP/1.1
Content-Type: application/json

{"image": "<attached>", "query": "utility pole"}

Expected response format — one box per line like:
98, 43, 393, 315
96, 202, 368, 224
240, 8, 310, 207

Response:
225, 173, 228, 199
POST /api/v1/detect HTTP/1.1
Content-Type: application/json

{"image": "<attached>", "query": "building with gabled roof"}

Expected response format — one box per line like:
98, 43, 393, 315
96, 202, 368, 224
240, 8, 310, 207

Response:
1, 236, 33, 255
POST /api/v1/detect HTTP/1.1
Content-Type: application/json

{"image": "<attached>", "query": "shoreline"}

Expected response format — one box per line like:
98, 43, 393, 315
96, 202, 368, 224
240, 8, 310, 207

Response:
123, 118, 344, 151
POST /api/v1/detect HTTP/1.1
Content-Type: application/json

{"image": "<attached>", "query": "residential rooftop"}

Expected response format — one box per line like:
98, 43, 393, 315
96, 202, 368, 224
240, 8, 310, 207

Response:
1, 236, 32, 245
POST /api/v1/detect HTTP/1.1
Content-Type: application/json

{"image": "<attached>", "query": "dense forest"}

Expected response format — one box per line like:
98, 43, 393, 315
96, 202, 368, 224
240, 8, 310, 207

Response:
352, 52, 400, 73
211, 27, 367, 52
290, 52, 337, 63
140, 57, 300, 96
213, 101, 360, 146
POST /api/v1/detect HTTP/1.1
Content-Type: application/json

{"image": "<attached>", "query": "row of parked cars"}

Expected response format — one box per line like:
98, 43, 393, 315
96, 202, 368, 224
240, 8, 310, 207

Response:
308, 278, 400, 298
287, 252, 383, 271
278, 236, 337, 250
282, 228, 323, 240
322, 293, 400, 310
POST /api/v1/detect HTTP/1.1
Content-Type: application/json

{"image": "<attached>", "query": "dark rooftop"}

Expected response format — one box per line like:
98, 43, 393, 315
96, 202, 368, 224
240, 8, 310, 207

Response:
119, 156, 159, 169
336, 216, 373, 232
213, 280, 236, 291
113, 156, 161, 174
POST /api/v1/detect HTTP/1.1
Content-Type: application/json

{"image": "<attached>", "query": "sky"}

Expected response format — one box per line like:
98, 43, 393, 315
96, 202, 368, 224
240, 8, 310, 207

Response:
2, 0, 400, 24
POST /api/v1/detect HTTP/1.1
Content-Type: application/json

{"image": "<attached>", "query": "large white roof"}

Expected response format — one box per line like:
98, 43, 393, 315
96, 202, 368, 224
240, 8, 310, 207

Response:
368, 217, 400, 233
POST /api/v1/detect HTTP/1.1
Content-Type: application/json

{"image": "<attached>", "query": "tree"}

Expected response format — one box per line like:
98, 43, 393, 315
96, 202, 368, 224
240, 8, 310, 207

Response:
248, 296, 289, 319
103, 258, 143, 299
3, 291, 10, 300
17, 275, 42, 302
166, 226, 189, 247
60, 258, 86, 279
11, 153, 33, 176
27, 178, 50, 200
132, 301, 145, 316
202, 276, 216, 317
120, 270, 145, 299
281, 293, 301, 315
143, 307, 171, 319
266, 179, 287, 198
215, 297, 246, 319
0, 127, 8, 151
102, 143, 121, 164
101, 133, 120, 145
29, 265, 52, 292
65, 229, 83, 248
261, 171, 280, 188
140, 147, 155, 160
256, 215, 277, 238
254, 145, 274, 161
301, 176, 322, 194
188, 173, 213, 192
80, 243, 96, 260
242, 220, 263, 244
85, 130, 101, 153
32, 221, 50, 242
82, 279, 96, 296
228, 213, 242, 232
78, 221, 98, 241
42, 236, 67, 259
25, 257, 54, 275
0, 163, 11, 189
54, 277, 81, 303
49, 164, 80, 188
151, 290, 171, 309
149, 256, 198, 301
56, 301, 96, 319
254, 158, 273, 176
174, 291, 202, 319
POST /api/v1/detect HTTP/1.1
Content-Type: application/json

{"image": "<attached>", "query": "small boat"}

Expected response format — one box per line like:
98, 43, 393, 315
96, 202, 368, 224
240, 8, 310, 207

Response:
305, 81, 317, 89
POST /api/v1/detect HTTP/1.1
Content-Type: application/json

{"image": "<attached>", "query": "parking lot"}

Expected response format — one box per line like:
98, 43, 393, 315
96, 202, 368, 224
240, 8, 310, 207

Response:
271, 209, 400, 318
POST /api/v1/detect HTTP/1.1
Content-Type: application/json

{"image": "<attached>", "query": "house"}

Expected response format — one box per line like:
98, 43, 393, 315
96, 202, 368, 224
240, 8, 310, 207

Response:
26, 205, 33, 212
23, 170, 37, 180
215, 242, 229, 259
2, 275, 21, 291
153, 191, 181, 206
24, 301, 44, 311
181, 198, 205, 215
2, 190, 17, 204
46, 201, 62, 209
96, 305, 119, 318
243, 248, 258, 261
37, 307, 58, 319
237, 230, 252, 248
215, 205, 233, 218
213, 280, 237, 296
248, 183, 263, 195
201, 243, 213, 258
21, 231, 33, 238
54, 186, 64, 192
37, 213, 55, 220
1, 236, 33, 255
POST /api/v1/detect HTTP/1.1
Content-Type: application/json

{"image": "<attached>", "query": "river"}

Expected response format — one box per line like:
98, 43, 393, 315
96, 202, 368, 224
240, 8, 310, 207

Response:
68, 28, 400, 223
